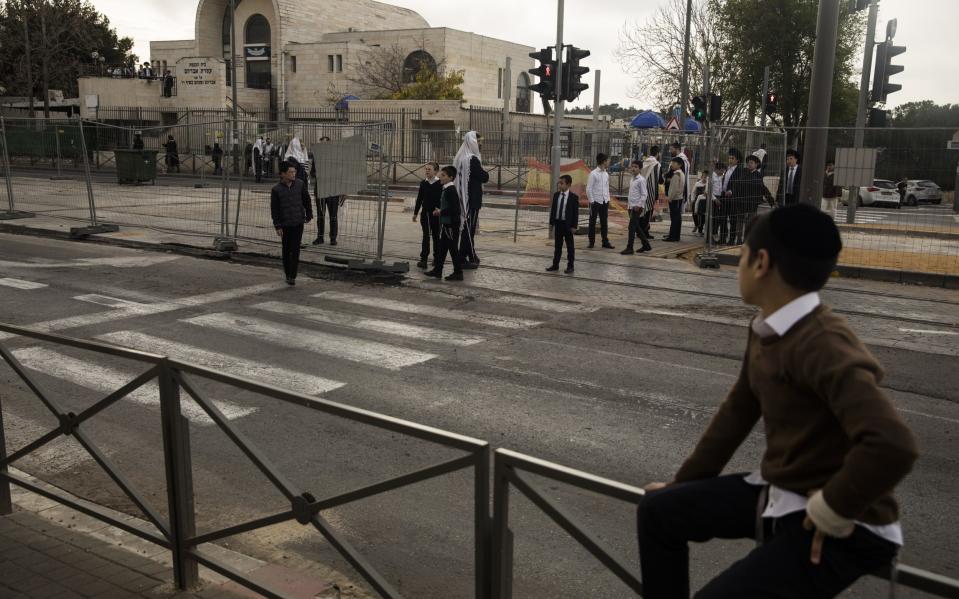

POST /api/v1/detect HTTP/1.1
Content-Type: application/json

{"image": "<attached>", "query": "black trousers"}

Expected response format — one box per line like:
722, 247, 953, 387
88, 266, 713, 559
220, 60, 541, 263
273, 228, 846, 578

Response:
280, 224, 304, 280
640, 210, 652, 237
420, 212, 441, 263
588, 203, 610, 245
254, 156, 263, 183
552, 222, 575, 268
637, 474, 898, 599
626, 210, 651, 250
727, 201, 746, 244
436, 224, 462, 274
667, 200, 683, 240
714, 199, 729, 241
316, 197, 339, 241
459, 207, 480, 261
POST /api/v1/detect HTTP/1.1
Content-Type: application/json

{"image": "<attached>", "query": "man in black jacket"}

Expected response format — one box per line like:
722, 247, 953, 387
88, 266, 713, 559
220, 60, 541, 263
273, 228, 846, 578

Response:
777, 149, 803, 207
547, 175, 579, 273
455, 132, 489, 268
722, 149, 749, 245
271, 161, 313, 285
412, 162, 443, 269
426, 166, 464, 281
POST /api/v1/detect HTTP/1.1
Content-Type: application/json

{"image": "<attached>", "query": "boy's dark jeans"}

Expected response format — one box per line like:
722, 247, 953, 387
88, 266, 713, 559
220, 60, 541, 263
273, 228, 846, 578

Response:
280, 224, 304, 280
637, 474, 898, 599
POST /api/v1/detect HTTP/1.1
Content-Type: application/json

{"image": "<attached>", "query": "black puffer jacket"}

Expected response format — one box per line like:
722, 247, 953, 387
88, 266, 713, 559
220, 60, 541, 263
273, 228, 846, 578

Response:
270, 179, 313, 228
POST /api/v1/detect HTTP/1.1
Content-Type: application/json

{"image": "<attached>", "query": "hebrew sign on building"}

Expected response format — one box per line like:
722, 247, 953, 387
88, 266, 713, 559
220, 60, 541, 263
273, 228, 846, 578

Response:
181, 60, 217, 86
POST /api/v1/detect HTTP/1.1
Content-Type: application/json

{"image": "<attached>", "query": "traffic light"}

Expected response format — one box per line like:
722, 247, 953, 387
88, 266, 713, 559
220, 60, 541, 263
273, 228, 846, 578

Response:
868, 107, 888, 127
691, 96, 707, 122
764, 92, 778, 115
561, 46, 590, 102
528, 47, 556, 100
709, 94, 722, 123
871, 39, 905, 103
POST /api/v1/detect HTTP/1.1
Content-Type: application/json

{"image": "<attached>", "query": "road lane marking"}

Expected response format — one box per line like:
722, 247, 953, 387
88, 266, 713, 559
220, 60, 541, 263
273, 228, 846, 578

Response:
182, 312, 437, 370
253, 301, 487, 347
898, 328, 958, 336
0, 256, 180, 269
96, 330, 346, 396
74, 294, 151, 309
313, 291, 543, 329
0, 278, 48, 290
11, 347, 257, 424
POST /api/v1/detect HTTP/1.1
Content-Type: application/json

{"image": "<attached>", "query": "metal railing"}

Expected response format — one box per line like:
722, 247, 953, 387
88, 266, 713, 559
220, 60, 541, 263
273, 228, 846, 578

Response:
0, 322, 491, 599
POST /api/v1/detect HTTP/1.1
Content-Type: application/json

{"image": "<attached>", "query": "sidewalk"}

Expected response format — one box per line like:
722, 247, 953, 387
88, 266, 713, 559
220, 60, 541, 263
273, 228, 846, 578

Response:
0, 471, 343, 599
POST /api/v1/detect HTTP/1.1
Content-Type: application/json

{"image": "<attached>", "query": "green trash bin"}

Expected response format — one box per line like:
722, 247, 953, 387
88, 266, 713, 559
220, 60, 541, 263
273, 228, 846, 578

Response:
115, 149, 158, 184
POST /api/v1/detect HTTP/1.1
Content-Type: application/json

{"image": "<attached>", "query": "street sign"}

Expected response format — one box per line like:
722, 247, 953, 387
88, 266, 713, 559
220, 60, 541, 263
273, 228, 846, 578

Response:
834, 147, 878, 187
665, 116, 680, 131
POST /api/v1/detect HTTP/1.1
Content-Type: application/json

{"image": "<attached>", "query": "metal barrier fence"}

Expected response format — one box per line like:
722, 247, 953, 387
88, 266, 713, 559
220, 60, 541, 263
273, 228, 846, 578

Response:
0, 322, 491, 599
2, 323, 957, 598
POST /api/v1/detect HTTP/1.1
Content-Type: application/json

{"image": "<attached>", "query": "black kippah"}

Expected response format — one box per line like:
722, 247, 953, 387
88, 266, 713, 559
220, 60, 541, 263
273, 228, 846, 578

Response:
769, 203, 842, 260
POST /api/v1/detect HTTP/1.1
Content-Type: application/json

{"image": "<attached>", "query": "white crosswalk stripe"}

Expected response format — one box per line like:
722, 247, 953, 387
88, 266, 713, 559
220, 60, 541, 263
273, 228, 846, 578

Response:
313, 291, 543, 329
0, 277, 48, 290
11, 347, 258, 424
74, 294, 149, 309
96, 330, 346, 396
252, 301, 488, 347
182, 312, 437, 370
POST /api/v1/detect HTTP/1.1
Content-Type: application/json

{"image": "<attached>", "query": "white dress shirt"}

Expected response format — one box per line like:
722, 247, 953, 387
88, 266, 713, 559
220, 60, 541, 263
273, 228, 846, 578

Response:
745, 292, 903, 546
555, 190, 569, 221
710, 172, 724, 198
586, 168, 610, 204
787, 165, 798, 195
627, 173, 648, 211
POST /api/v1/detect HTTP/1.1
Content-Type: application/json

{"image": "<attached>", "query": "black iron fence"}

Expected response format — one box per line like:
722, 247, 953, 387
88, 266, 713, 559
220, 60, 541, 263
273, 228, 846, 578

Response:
1, 323, 958, 598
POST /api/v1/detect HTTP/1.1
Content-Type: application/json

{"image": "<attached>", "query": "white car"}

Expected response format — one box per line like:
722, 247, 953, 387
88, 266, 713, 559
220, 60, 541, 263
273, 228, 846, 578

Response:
840, 179, 901, 208
904, 180, 943, 206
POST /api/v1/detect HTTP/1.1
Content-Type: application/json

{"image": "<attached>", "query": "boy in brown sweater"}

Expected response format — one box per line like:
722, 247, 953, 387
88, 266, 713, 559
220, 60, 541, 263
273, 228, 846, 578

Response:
638, 203, 918, 598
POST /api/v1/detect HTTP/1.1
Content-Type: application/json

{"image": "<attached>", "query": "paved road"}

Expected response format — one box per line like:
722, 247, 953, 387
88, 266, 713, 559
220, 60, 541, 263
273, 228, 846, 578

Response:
0, 233, 957, 598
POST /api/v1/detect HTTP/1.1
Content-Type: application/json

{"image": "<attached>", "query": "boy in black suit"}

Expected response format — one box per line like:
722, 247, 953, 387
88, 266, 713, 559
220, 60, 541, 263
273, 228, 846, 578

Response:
425, 166, 464, 281
547, 175, 579, 273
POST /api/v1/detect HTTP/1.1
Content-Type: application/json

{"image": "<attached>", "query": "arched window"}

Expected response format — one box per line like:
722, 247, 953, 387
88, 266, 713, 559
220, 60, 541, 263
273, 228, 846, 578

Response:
402, 50, 437, 83
516, 73, 531, 113
244, 14, 272, 90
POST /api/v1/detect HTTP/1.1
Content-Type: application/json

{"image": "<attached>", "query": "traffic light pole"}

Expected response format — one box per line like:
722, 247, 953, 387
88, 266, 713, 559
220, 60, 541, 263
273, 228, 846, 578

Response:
551, 0, 565, 196
679, 0, 693, 124
760, 66, 770, 128
847, 0, 879, 225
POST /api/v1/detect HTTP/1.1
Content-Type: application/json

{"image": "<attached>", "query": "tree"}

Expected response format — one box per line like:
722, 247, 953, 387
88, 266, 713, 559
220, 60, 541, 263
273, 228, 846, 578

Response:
0, 0, 136, 116
891, 101, 959, 127
347, 38, 445, 100
392, 65, 464, 101
567, 103, 645, 120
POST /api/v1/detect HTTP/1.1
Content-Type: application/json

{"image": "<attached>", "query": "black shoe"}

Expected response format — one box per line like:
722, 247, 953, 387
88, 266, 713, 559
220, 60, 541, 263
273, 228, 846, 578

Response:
664, 238, 680, 242
639, 244, 652, 253
416, 260, 428, 269
472, 256, 480, 264
564, 266, 574, 274
587, 243, 595, 249
285, 278, 295, 286
425, 270, 442, 278
330, 239, 338, 246
445, 272, 464, 281
602, 243, 615, 249
546, 265, 559, 272
312, 237, 324, 245
661, 235, 672, 240
461, 262, 478, 270
620, 248, 634, 255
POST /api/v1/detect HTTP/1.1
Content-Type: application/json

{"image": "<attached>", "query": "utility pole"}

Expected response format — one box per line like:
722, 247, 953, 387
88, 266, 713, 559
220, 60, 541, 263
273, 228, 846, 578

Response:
797, 0, 841, 206
847, 0, 879, 224
679, 0, 693, 123
591, 70, 601, 129
760, 65, 770, 128
550, 0, 565, 195
22, 11, 34, 116
502, 57, 512, 134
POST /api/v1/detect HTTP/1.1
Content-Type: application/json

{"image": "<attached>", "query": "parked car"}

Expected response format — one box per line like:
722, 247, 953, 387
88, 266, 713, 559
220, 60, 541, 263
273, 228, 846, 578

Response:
904, 179, 943, 205
840, 179, 901, 208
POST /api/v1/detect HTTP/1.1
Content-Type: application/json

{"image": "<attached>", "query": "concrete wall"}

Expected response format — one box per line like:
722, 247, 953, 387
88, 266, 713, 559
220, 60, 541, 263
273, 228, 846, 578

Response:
440, 29, 533, 110
150, 40, 196, 74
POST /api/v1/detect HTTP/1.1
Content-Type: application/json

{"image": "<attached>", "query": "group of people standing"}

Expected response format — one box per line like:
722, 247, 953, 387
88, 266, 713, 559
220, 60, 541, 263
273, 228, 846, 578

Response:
412, 131, 489, 281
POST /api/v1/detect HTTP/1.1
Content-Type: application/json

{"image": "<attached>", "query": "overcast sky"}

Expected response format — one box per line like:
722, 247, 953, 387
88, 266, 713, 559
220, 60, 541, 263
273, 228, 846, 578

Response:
92, 0, 957, 112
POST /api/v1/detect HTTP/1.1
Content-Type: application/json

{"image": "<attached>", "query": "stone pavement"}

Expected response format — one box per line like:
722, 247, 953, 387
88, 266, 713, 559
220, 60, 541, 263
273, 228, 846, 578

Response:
0, 471, 343, 599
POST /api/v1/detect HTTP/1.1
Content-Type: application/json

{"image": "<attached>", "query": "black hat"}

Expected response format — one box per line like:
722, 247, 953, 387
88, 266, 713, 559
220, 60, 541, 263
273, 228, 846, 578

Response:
728, 148, 743, 161
769, 203, 842, 260
746, 154, 761, 164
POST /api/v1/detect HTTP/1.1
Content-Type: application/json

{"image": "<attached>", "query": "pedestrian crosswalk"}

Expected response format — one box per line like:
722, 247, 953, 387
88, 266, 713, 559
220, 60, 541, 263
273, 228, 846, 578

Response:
0, 277, 47, 290
10, 347, 258, 424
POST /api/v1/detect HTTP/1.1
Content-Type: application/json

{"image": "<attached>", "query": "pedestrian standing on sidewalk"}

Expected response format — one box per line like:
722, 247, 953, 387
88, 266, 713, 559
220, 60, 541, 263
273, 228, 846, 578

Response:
212, 142, 224, 176
710, 162, 726, 241
692, 170, 709, 236
722, 148, 748, 245
586, 153, 615, 249
253, 137, 265, 183
454, 131, 489, 269
264, 138, 274, 177
164, 135, 180, 173
413, 162, 443, 269
426, 166, 464, 281
641, 146, 661, 241
621, 160, 653, 255
822, 162, 841, 215
546, 174, 579, 273
663, 158, 686, 242
637, 203, 917, 599
271, 161, 313, 286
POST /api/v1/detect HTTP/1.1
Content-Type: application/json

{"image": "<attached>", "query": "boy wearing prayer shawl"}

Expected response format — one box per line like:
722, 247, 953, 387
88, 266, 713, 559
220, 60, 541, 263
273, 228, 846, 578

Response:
453, 131, 489, 268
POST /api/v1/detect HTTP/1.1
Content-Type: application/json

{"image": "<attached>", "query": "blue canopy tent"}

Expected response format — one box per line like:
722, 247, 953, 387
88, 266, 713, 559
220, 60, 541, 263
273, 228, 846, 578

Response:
683, 117, 702, 132
630, 111, 667, 129
335, 95, 360, 111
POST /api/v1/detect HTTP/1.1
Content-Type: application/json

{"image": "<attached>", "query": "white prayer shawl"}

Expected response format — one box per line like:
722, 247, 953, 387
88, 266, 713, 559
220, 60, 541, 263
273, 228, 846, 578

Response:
252, 138, 264, 159
453, 131, 481, 229
284, 137, 308, 164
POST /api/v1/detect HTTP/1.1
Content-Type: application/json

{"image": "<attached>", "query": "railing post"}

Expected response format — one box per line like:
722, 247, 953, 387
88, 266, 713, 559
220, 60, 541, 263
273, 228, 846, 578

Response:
474, 446, 492, 599
158, 361, 198, 589
0, 390, 12, 516
491, 454, 514, 599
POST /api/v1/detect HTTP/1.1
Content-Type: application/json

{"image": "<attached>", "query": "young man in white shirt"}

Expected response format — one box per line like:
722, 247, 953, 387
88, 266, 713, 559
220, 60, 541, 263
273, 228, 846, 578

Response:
586, 153, 615, 249
622, 160, 652, 254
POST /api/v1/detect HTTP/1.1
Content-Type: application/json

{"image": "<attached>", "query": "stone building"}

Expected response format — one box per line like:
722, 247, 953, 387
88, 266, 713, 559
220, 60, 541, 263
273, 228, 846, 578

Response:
79, 0, 536, 119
